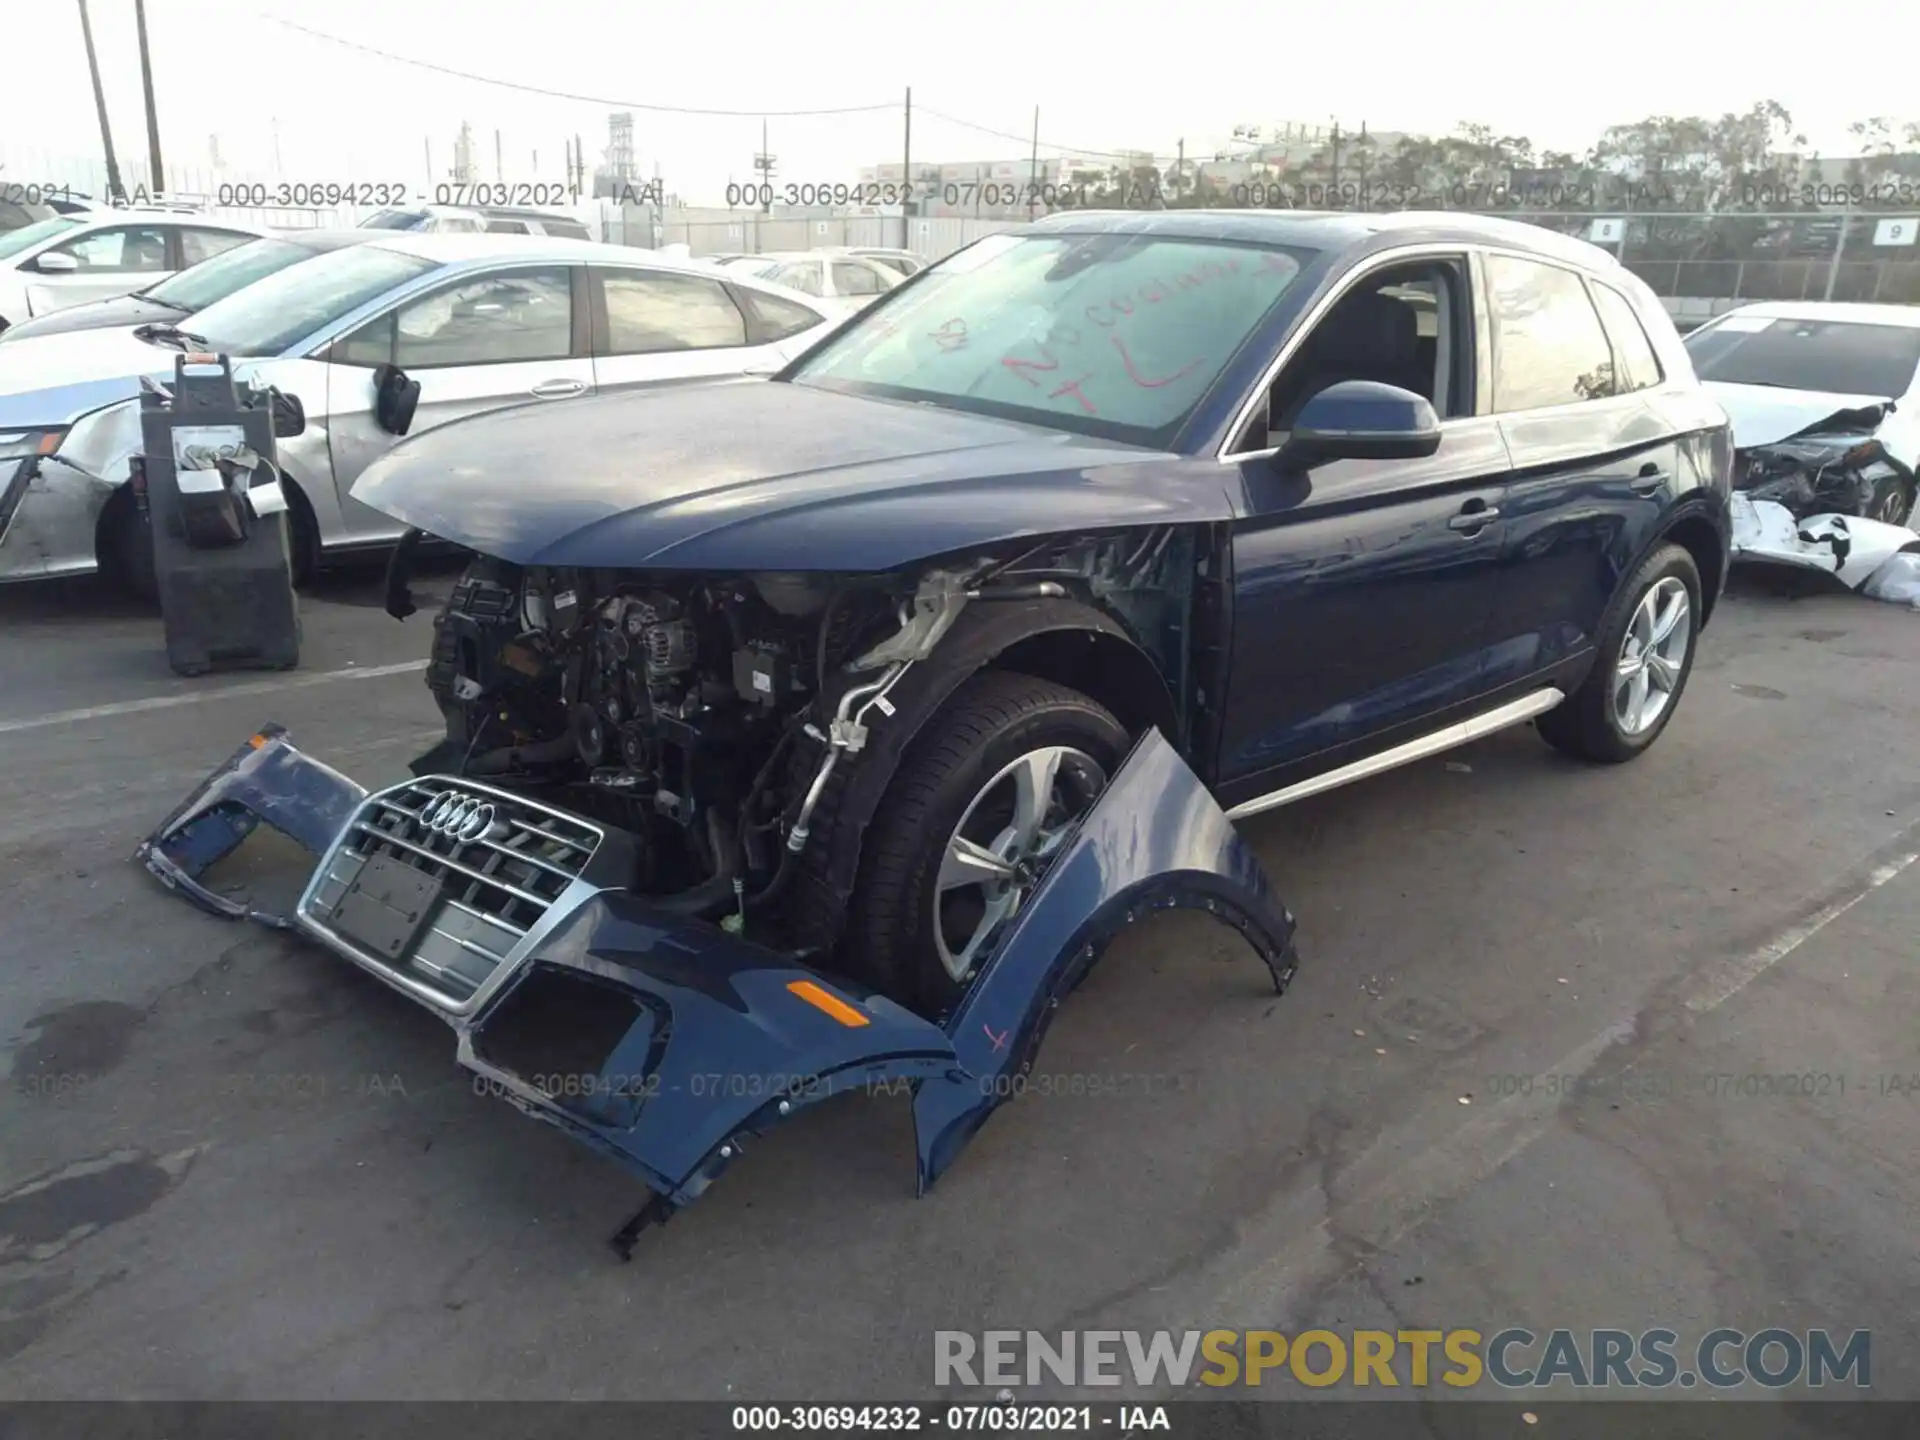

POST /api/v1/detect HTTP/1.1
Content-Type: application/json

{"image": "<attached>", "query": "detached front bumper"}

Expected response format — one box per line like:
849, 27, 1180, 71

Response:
137, 725, 1298, 1254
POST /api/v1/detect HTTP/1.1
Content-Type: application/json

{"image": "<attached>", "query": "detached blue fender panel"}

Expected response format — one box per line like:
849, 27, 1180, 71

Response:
133, 724, 367, 922
913, 727, 1297, 1192
454, 893, 959, 1206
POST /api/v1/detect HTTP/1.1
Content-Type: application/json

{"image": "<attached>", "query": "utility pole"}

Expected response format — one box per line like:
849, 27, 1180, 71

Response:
754, 117, 776, 216
134, 0, 165, 195
76, 0, 125, 203
1328, 119, 1341, 198
574, 133, 585, 196
1027, 106, 1040, 218
1356, 120, 1368, 208
901, 86, 912, 247
1176, 137, 1184, 203
424, 137, 433, 187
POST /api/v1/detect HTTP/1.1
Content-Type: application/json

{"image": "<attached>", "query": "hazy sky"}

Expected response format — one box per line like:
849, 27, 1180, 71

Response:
3, 0, 1914, 203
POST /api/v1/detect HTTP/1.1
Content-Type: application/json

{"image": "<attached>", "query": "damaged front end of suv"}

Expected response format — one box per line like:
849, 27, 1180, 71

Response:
137, 400, 1297, 1253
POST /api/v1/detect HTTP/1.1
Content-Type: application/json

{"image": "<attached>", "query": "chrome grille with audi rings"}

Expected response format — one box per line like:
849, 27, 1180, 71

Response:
296, 776, 636, 1014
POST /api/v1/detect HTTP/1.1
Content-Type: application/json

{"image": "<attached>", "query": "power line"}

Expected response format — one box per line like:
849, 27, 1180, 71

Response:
254, 15, 899, 117
914, 105, 1180, 164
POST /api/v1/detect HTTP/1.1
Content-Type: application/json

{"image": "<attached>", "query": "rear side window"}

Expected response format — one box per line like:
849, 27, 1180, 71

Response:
772, 262, 824, 297
1588, 282, 1663, 393
601, 270, 748, 354
484, 219, 530, 235
1485, 254, 1618, 410
831, 261, 885, 297
735, 286, 825, 343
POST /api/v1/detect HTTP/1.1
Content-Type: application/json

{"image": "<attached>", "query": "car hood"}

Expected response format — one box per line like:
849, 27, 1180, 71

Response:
0, 326, 186, 429
1705, 380, 1896, 448
350, 380, 1232, 572
0, 293, 182, 346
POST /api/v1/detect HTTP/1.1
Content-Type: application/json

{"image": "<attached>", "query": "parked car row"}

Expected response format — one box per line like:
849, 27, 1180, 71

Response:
0, 231, 840, 591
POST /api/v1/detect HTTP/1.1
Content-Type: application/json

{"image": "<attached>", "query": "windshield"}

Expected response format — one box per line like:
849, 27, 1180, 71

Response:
361, 209, 429, 231
1686, 317, 1920, 399
788, 231, 1314, 445
0, 216, 82, 261
180, 244, 437, 356
142, 236, 316, 312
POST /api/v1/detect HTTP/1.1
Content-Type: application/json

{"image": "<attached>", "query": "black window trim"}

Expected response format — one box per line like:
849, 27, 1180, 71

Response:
588, 263, 754, 359
1583, 274, 1666, 396
1475, 245, 1637, 417
328, 261, 587, 371
727, 280, 829, 345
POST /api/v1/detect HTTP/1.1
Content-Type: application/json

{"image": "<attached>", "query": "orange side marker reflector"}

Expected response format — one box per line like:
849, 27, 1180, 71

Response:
247, 733, 270, 749
787, 979, 869, 1027
36, 433, 60, 456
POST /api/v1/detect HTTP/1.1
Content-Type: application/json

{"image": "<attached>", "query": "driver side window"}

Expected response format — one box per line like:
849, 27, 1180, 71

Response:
1240, 259, 1471, 452
335, 267, 575, 369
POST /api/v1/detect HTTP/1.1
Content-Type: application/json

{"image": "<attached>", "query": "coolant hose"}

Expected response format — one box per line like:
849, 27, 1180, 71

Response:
461, 733, 579, 776
651, 807, 742, 918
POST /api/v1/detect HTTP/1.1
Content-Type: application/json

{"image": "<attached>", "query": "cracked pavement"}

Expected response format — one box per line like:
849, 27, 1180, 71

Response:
0, 565, 1916, 1401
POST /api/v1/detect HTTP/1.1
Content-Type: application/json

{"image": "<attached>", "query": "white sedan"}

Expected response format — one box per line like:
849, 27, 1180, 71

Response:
0, 211, 266, 332
717, 251, 903, 317
0, 234, 839, 592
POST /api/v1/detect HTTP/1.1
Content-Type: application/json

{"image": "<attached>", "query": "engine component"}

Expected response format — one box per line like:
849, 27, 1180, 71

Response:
733, 644, 794, 707
573, 703, 610, 766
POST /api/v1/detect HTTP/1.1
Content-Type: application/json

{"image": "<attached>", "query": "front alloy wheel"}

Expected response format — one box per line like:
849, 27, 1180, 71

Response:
934, 745, 1107, 983
842, 670, 1130, 1018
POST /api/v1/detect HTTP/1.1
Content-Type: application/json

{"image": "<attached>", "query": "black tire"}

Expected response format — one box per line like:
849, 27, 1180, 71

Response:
1538, 542, 1701, 764
100, 488, 158, 602
843, 670, 1129, 1019
1866, 472, 1915, 529
283, 487, 320, 589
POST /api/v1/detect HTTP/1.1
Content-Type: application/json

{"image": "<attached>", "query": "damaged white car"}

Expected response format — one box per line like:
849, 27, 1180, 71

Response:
1686, 301, 1920, 528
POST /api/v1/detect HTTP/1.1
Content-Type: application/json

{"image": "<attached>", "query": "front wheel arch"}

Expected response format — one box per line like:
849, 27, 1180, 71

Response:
93, 470, 319, 590
788, 601, 1183, 962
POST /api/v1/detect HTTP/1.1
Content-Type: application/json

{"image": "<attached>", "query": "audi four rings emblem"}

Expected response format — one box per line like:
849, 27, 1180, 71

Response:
419, 792, 496, 842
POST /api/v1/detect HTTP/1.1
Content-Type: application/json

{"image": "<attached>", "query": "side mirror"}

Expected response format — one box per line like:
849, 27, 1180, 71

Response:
270, 389, 306, 438
1279, 380, 1442, 468
31, 251, 79, 274
372, 362, 421, 437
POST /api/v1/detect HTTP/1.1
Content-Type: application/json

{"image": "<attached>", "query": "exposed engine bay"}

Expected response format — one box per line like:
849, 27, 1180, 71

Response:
422, 563, 890, 926
399, 528, 1198, 957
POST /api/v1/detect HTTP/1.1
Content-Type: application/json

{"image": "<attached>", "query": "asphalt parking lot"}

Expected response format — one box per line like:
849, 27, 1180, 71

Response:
1, 563, 1917, 1402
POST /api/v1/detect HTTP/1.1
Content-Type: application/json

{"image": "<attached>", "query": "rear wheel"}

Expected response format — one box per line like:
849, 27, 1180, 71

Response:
1538, 543, 1701, 764
101, 488, 157, 602
843, 671, 1128, 1019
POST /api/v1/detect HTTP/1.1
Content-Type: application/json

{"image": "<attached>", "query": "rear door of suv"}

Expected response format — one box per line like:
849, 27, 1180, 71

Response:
1479, 251, 1679, 694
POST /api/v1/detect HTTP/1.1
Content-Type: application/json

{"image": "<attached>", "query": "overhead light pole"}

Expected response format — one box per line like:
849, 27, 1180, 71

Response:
77, 0, 126, 202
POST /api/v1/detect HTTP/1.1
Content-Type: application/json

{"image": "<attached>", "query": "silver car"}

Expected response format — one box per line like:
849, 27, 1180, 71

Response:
0, 233, 839, 590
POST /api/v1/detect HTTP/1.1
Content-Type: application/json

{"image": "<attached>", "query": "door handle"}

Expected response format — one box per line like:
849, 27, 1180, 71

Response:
1448, 504, 1500, 533
1630, 462, 1669, 494
530, 378, 586, 399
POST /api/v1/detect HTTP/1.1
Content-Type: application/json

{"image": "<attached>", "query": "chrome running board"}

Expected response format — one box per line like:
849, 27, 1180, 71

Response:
1224, 687, 1567, 822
